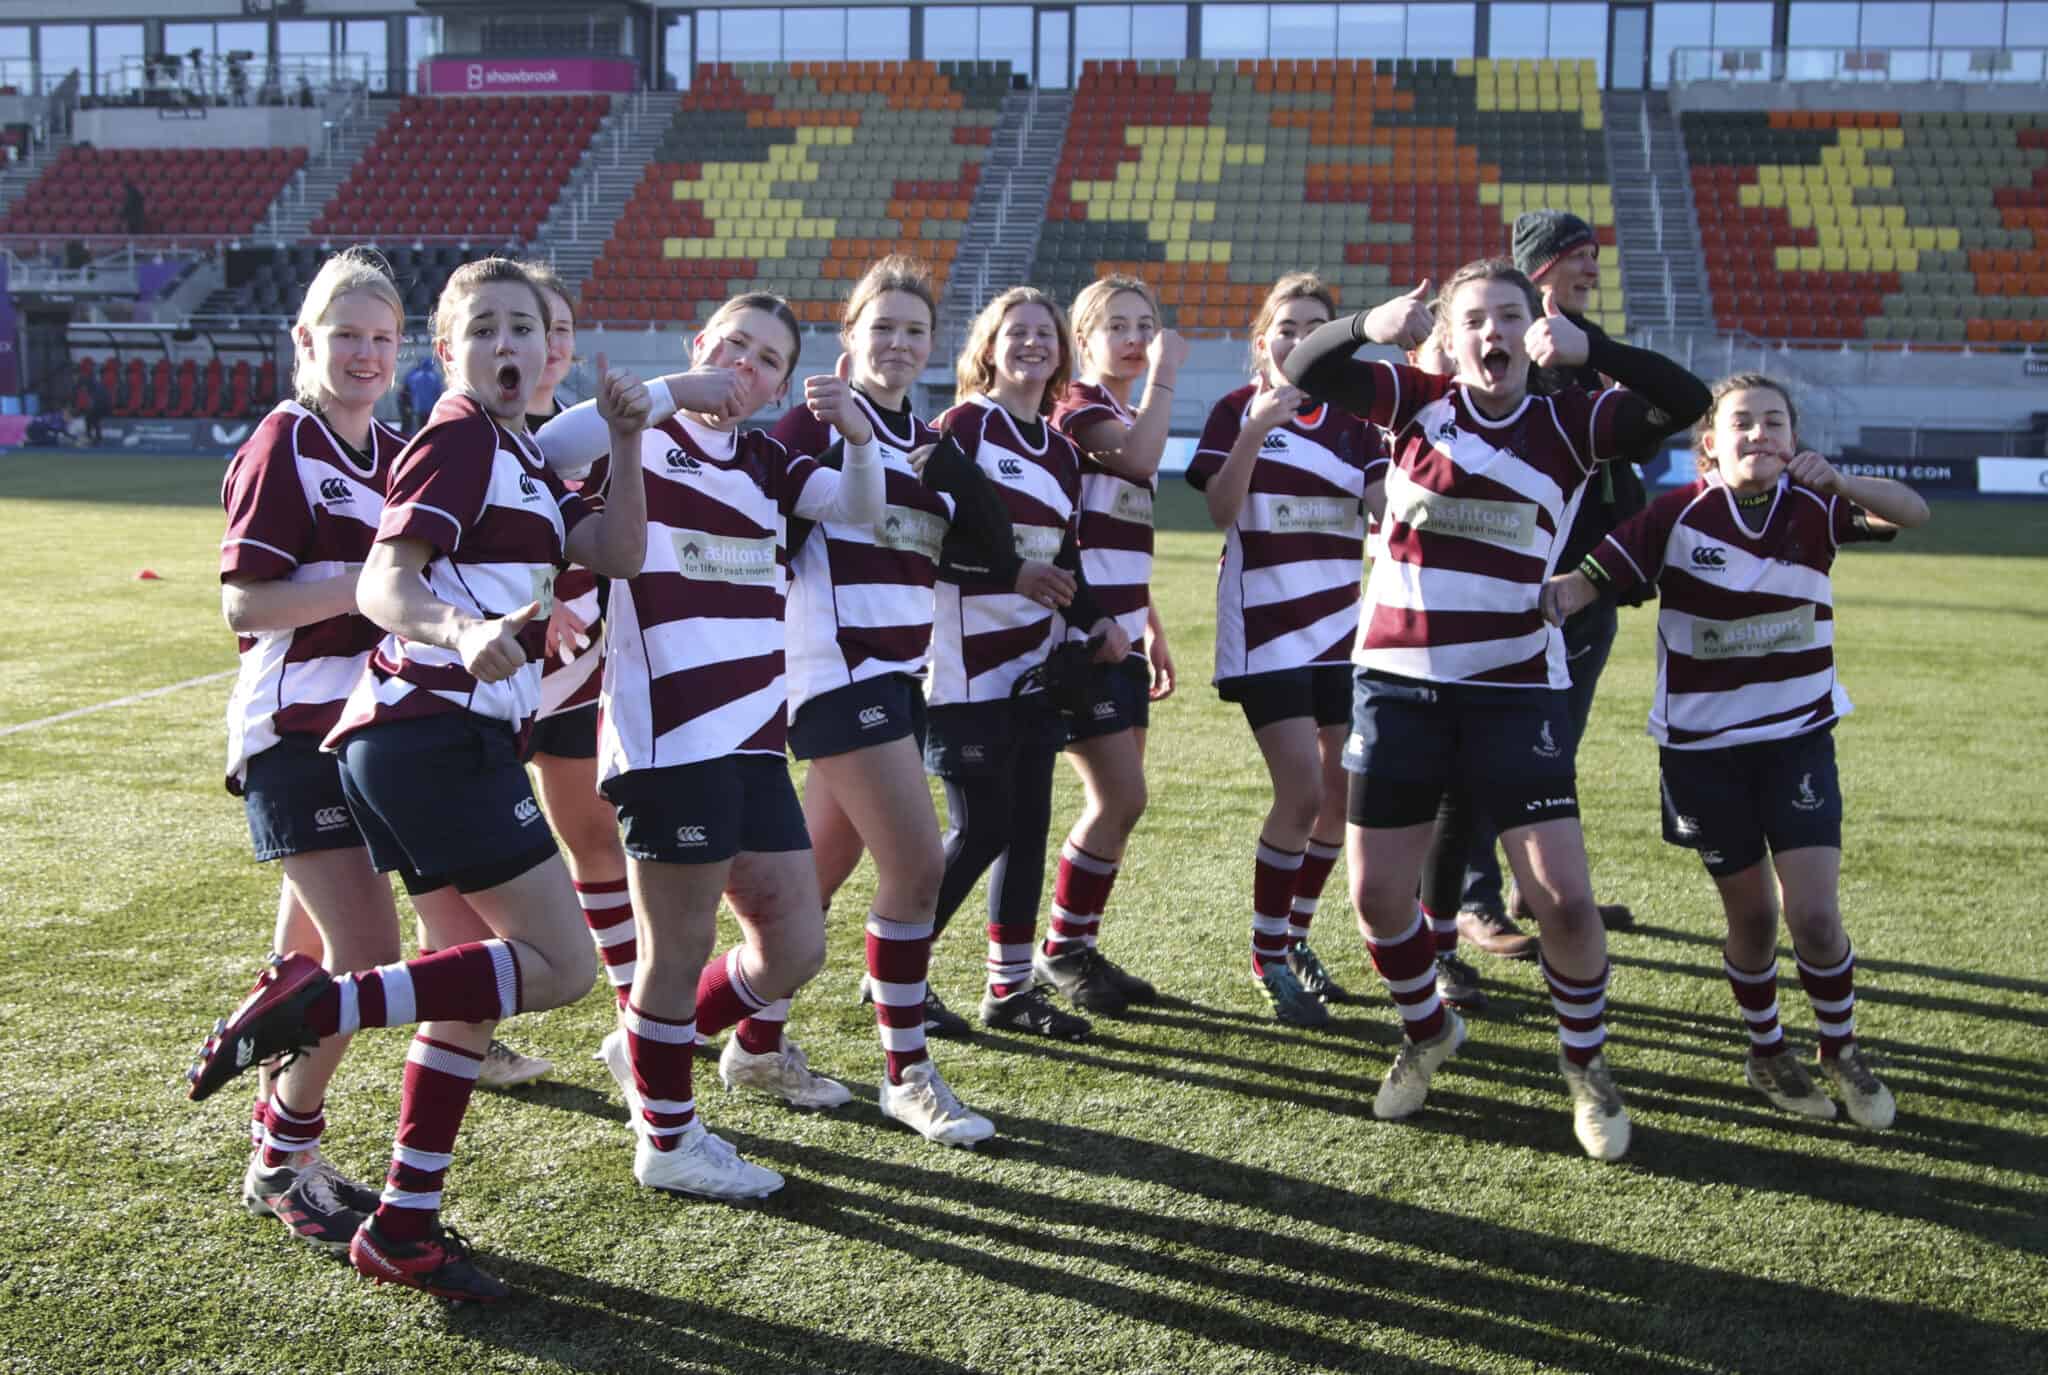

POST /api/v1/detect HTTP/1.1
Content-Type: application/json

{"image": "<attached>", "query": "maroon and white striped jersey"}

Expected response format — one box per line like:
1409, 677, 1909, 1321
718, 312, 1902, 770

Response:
772, 392, 951, 718
532, 400, 606, 721
219, 401, 405, 791
1593, 475, 1888, 749
928, 396, 1081, 704
1051, 380, 1153, 646
324, 393, 588, 749
1190, 385, 1382, 682
594, 414, 847, 775
1352, 361, 1623, 689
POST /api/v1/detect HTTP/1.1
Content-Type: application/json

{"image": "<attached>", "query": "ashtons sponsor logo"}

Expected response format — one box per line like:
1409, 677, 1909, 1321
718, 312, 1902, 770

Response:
313, 806, 350, 831
874, 505, 945, 560
665, 448, 702, 473
1111, 484, 1154, 526
1270, 496, 1356, 535
998, 457, 1024, 478
672, 530, 777, 585
1012, 526, 1064, 564
318, 477, 353, 503
1393, 486, 1540, 551
676, 825, 708, 845
1792, 772, 1823, 812
1532, 720, 1562, 760
1693, 606, 1817, 660
1690, 546, 1728, 569
514, 798, 542, 826
858, 706, 888, 728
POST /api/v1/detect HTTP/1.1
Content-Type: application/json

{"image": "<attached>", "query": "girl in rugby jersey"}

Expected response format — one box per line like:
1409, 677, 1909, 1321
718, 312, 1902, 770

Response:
534, 292, 893, 1198
216, 247, 409, 1254
1285, 257, 1708, 1161
187, 258, 654, 1301
768, 256, 1062, 1143
1188, 272, 1383, 1030
1035, 274, 1187, 1017
1542, 373, 1925, 1130
923, 287, 1130, 1042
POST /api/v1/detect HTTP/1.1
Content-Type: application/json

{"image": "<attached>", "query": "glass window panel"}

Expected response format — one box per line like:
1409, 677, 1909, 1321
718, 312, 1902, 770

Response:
1652, 3, 1712, 84
1040, 9, 1071, 86
978, 6, 1033, 69
343, 20, 388, 91
1202, 4, 1269, 57
1611, 3, 1648, 86
1270, 4, 1337, 57
719, 9, 782, 61
94, 23, 144, 97
278, 21, 327, 59
218, 22, 266, 61
1338, 5, 1406, 58
39, 24, 90, 96
1490, 2, 1550, 56
1408, 3, 1476, 56
1549, 3, 1608, 80
1930, 0, 2005, 44
1132, 6, 1188, 57
1787, 2, 1856, 78
925, 6, 978, 59
846, 8, 910, 59
1713, 1, 1774, 44
406, 16, 441, 89
784, 8, 846, 60
1078, 5, 1133, 59
2011, 2, 2048, 43
0, 27, 27, 61
661, 14, 691, 87
1861, 1, 1930, 79
163, 23, 210, 62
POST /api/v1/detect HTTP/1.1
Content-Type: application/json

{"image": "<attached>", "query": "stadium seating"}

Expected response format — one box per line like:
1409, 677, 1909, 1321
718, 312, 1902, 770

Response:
310, 94, 606, 243
1686, 110, 2048, 345
72, 353, 277, 420
1037, 57, 1622, 335
220, 242, 521, 322
578, 61, 1005, 327
0, 146, 306, 237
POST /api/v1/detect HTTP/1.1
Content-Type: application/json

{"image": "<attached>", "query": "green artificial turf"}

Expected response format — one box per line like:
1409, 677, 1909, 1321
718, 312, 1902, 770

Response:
1, 455, 2043, 1374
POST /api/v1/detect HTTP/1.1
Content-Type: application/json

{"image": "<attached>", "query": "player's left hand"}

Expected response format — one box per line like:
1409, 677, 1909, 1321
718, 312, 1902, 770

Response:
805, 354, 873, 446
1090, 620, 1132, 663
1786, 449, 1840, 495
545, 601, 593, 665
1526, 299, 1590, 371
593, 354, 650, 433
1145, 629, 1176, 701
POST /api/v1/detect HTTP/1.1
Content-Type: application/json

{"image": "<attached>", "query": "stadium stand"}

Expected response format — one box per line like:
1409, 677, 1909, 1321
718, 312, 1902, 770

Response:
0, 146, 307, 237
577, 61, 1005, 326
72, 354, 277, 420
220, 242, 520, 323
1686, 110, 2048, 345
1036, 57, 1622, 335
309, 94, 607, 242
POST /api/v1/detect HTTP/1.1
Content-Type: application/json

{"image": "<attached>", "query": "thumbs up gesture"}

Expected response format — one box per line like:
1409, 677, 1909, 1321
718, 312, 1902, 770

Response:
1526, 296, 1590, 371
1362, 278, 1436, 350
593, 352, 651, 435
805, 352, 873, 446
457, 600, 539, 683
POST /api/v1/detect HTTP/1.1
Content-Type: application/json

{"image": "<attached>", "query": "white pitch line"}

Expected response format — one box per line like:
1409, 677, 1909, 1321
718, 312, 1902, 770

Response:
0, 669, 236, 739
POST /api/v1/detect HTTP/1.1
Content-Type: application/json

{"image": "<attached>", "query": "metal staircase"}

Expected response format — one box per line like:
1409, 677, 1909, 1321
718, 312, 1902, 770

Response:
531, 90, 681, 293
1604, 89, 1714, 334
0, 126, 74, 219
261, 94, 399, 243
942, 88, 1071, 341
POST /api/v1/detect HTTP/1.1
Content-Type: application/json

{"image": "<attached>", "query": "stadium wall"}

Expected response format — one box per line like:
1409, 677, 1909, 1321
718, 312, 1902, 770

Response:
72, 107, 324, 150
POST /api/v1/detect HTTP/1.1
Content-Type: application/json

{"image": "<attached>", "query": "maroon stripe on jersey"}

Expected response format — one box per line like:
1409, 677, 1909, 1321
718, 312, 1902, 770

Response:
843, 623, 935, 670
967, 617, 1053, 674
644, 477, 773, 538
1392, 528, 1549, 583
1250, 463, 1366, 499
373, 654, 480, 695
554, 568, 599, 603
1666, 690, 1836, 746
1309, 628, 1355, 664
1095, 585, 1150, 620
1665, 646, 1836, 695
1366, 604, 1545, 654
1077, 511, 1154, 554
461, 504, 572, 569
1403, 445, 1566, 529
283, 617, 383, 666
628, 570, 785, 629
274, 700, 348, 739
1239, 530, 1366, 568
648, 652, 783, 731
825, 540, 940, 590
1244, 583, 1363, 655
737, 715, 786, 754
1663, 573, 1838, 624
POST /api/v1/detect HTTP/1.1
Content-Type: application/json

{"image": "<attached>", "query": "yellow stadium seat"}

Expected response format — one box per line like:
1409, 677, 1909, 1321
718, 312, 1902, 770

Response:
1798, 247, 1822, 270
1937, 227, 1960, 251
1847, 247, 1872, 271
1774, 246, 1799, 270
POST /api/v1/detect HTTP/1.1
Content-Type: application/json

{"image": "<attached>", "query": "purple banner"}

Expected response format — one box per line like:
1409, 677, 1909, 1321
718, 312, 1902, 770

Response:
418, 58, 636, 95
0, 256, 17, 396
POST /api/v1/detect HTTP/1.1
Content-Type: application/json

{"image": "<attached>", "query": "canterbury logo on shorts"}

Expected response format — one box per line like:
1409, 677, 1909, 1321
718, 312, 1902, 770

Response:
858, 706, 888, 728
313, 806, 350, 830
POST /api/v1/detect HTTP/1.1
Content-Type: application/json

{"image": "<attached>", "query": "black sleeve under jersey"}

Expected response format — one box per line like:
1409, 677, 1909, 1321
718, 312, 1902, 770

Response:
1054, 524, 1107, 633
1282, 313, 1380, 415
1581, 320, 1712, 454
924, 438, 1025, 586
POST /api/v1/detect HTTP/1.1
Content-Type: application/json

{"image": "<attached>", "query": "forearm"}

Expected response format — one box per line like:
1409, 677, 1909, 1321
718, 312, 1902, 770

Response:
1835, 475, 1930, 529
1584, 329, 1710, 451
1055, 528, 1106, 631
571, 426, 648, 576
536, 378, 675, 476
221, 571, 361, 634
357, 562, 477, 652
1115, 385, 1177, 480
1205, 429, 1267, 528
797, 435, 884, 523
932, 452, 1024, 584
1282, 314, 1379, 413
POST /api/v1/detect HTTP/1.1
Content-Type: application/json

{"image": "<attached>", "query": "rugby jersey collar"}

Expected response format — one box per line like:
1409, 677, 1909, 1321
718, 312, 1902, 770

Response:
285, 399, 380, 481
671, 411, 739, 463
1251, 381, 1326, 433
971, 392, 1048, 456
1453, 384, 1534, 430
853, 387, 920, 451
1717, 471, 1786, 540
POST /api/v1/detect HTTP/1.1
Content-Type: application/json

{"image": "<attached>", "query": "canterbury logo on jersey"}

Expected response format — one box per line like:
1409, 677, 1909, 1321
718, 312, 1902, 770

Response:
664, 448, 702, 473
518, 474, 541, 501
313, 806, 350, 830
1260, 433, 1289, 452
858, 706, 888, 728
1434, 418, 1460, 443
1690, 546, 1728, 569
514, 798, 542, 825
318, 477, 353, 503
997, 457, 1024, 477
675, 825, 708, 844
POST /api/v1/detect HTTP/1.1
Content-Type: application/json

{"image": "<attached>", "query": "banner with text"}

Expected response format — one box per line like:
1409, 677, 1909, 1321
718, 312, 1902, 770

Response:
418, 58, 636, 96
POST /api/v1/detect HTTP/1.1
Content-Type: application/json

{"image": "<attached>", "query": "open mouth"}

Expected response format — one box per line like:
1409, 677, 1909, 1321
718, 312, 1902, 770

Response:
496, 364, 523, 398
1480, 347, 1512, 381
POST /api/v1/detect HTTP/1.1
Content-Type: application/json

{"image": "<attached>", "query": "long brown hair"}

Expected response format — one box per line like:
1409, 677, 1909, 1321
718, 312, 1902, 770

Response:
954, 287, 1072, 414
1694, 372, 1800, 476
1246, 272, 1336, 380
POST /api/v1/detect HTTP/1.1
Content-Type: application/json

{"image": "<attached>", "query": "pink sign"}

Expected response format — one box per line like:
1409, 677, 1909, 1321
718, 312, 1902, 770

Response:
418, 58, 637, 95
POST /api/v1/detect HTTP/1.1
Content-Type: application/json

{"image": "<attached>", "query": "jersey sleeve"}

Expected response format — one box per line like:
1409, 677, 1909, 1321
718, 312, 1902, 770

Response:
1187, 396, 1243, 492
769, 403, 835, 459
1356, 418, 1388, 483
376, 411, 495, 553
219, 425, 315, 582
538, 461, 592, 542
772, 435, 828, 519
1592, 486, 1691, 596
1832, 495, 1901, 546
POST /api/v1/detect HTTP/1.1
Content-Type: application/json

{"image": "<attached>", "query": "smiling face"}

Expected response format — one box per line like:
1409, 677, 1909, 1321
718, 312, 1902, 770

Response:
691, 304, 798, 424
847, 288, 932, 399
298, 289, 399, 417
536, 286, 576, 405
1447, 277, 1535, 401
1701, 385, 1796, 493
1081, 289, 1158, 383
1546, 242, 1600, 315
1255, 296, 1332, 390
991, 302, 1061, 394
436, 280, 547, 421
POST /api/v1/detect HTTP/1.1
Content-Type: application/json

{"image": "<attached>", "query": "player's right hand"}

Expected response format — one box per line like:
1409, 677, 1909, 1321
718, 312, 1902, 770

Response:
459, 601, 539, 683
669, 367, 748, 421
1015, 560, 1076, 609
1365, 279, 1435, 350
1247, 384, 1306, 433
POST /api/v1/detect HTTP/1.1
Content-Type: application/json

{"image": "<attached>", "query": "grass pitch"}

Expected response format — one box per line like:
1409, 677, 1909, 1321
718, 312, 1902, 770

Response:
1, 454, 2044, 1375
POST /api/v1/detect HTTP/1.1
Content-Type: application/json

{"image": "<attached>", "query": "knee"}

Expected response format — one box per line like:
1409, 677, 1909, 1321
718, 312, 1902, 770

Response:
895, 840, 946, 917
536, 944, 597, 1010
767, 918, 828, 990
1274, 786, 1321, 838
1782, 901, 1844, 954
1535, 892, 1600, 942
1350, 873, 1412, 935
1103, 777, 1148, 840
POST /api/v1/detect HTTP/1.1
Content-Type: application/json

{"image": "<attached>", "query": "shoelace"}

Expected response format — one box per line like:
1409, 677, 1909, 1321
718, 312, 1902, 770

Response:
295, 1163, 347, 1213
1834, 1050, 1881, 1093
1577, 1060, 1623, 1113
